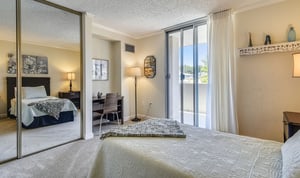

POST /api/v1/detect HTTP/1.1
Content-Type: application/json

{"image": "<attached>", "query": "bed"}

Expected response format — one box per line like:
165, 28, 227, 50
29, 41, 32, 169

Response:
89, 119, 300, 178
6, 77, 77, 129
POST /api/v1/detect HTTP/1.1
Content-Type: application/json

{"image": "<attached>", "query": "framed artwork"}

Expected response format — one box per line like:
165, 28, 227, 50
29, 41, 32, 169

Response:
23, 55, 48, 74
92, 58, 109, 80
7, 53, 16, 74
7, 54, 48, 74
144, 55, 156, 78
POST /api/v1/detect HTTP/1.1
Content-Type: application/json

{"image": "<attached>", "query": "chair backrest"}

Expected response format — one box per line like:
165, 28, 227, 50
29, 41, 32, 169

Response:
103, 93, 118, 112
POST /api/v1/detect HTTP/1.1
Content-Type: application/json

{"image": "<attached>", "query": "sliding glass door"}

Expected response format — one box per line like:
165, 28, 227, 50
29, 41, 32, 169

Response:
167, 20, 207, 127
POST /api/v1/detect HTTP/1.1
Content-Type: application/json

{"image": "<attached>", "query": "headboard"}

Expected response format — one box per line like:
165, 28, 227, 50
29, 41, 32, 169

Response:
6, 77, 50, 117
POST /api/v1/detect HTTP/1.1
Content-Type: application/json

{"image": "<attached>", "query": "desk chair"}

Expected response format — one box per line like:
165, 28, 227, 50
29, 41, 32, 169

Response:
98, 93, 121, 136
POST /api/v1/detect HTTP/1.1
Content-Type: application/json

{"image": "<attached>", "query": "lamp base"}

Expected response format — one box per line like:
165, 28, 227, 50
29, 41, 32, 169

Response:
131, 117, 141, 122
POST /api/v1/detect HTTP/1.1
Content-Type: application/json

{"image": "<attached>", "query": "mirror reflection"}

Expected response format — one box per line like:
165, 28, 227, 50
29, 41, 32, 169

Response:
20, 0, 81, 156
0, 0, 17, 162
0, 0, 81, 162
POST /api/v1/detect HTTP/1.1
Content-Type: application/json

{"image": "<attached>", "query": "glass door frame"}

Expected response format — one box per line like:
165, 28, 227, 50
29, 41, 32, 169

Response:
14, 0, 83, 160
165, 18, 207, 127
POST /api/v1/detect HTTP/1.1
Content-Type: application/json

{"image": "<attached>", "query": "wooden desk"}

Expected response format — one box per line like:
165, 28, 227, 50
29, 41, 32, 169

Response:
92, 96, 124, 124
283, 111, 300, 142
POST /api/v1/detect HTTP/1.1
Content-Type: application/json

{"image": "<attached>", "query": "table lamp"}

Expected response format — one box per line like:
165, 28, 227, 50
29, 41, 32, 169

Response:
67, 72, 75, 92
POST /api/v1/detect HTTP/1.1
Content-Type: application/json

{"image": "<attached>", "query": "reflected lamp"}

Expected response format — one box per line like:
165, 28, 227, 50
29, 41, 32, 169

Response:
67, 72, 75, 92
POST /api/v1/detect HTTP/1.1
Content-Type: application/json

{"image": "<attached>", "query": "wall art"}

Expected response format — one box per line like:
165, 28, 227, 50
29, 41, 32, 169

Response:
92, 58, 109, 80
144, 55, 156, 78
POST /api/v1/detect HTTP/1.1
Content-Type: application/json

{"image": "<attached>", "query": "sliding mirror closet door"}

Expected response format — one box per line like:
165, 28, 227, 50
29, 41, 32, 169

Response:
21, 0, 81, 156
0, 0, 17, 162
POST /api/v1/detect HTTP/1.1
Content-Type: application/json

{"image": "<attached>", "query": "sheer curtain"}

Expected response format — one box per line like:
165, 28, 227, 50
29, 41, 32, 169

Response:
206, 9, 238, 134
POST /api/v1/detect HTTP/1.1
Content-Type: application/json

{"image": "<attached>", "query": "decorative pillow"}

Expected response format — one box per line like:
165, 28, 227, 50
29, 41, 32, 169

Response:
281, 130, 300, 178
22, 86, 47, 99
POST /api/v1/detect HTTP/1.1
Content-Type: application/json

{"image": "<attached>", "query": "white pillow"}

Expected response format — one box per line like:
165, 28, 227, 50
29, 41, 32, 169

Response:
22, 86, 47, 99
281, 130, 300, 178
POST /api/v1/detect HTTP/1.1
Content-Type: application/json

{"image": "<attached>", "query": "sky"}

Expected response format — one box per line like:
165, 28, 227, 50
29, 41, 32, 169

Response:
181, 43, 207, 66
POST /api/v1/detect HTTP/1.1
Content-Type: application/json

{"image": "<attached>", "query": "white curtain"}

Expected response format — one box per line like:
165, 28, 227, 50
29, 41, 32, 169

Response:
206, 9, 238, 134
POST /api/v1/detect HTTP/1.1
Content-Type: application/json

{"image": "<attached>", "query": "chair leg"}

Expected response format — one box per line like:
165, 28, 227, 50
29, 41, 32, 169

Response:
116, 112, 120, 125
99, 114, 104, 136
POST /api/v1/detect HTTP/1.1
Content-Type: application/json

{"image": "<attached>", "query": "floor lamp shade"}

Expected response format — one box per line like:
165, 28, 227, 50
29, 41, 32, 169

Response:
127, 67, 141, 77
126, 67, 141, 122
293, 53, 300, 77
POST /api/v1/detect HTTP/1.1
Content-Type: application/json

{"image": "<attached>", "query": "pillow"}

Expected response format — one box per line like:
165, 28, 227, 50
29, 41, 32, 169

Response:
22, 86, 47, 99
281, 130, 300, 178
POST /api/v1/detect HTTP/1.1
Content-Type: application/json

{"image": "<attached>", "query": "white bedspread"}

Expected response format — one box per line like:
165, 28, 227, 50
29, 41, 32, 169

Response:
10, 96, 78, 126
89, 123, 282, 178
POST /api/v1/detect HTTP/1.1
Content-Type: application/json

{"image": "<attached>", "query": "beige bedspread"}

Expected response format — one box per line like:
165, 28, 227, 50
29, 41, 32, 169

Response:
89, 122, 282, 178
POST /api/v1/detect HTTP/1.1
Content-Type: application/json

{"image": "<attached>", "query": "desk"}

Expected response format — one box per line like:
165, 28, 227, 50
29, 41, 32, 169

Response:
93, 96, 124, 124
283, 111, 300, 142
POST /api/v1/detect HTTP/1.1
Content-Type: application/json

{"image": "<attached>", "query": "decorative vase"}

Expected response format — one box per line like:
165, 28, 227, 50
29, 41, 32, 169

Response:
288, 27, 296, 42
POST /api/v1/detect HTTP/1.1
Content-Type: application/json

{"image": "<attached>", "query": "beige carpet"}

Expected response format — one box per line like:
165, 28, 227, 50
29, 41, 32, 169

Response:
0, 118, 146, 177
0, 113, 81, 162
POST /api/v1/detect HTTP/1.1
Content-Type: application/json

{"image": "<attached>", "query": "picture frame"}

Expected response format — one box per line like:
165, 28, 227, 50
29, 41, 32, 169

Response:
7, 54, 48, 74
23, 55, 48, 74
144, 55, 156, 78
92, 58, 109, 80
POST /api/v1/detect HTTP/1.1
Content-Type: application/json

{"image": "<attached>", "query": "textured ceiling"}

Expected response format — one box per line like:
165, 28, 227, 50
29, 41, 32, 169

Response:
47, 0, 285, 38
0, 0, 285, 51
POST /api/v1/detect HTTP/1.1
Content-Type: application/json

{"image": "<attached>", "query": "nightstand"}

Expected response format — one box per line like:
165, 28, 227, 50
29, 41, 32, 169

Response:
58, 91, 80, 109
283, 111, 300, 142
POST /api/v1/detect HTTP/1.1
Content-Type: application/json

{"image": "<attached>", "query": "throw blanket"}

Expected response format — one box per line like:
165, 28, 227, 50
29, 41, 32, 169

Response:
28, 99, 66, 119
100, 119, 186, 139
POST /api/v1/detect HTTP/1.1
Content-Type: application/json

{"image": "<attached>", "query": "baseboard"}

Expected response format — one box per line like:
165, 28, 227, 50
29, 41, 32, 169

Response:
0, 113, 7, 119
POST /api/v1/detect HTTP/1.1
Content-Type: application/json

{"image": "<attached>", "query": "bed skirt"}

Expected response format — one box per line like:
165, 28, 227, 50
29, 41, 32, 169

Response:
22, 111, 74, 129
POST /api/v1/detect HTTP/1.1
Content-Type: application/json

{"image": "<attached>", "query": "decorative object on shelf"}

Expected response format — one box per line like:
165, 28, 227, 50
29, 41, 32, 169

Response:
288, 26, 296, 42
92, 58, 109, 81
23, 55, 48, 74
239, 41, 300, 56
144, 55, 156, 78
7, 53, 16, 74
293, 53, 300, 77
67, 72, 75, 92
248, 32, 253, 47
264, 35, 271, 45
126, 67, 142, 122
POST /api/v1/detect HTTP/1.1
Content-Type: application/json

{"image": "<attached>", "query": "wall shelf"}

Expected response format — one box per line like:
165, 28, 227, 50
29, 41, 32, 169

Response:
239, 41, 300, 56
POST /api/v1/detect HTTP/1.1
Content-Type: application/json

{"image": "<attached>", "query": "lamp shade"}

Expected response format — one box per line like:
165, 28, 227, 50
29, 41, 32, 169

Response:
127, 67, 141, 77
67, 72, 75, 80
293, 53, 300, 77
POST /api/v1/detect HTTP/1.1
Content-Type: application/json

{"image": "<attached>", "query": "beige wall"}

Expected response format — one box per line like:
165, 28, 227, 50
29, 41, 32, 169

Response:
0, 40, 80, 116
136, 32, 166, 118
235, 0, 300, 141
92, 37, 121, 96
92, 25, 137, 119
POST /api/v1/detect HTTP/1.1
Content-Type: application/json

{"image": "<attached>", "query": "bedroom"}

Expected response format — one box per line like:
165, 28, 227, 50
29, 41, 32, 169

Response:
1, 0, 300, 177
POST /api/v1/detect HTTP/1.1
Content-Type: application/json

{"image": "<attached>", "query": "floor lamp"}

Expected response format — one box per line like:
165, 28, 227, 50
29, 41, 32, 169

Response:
127, 67, 141, 122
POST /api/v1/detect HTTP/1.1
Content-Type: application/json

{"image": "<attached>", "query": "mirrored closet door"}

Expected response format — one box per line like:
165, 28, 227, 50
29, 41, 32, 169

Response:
0, 0, 82, 163
20, 0, 82, 156
0, 0, 17, 162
